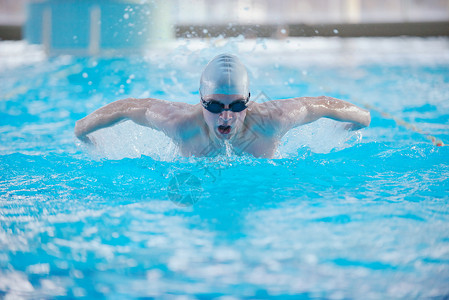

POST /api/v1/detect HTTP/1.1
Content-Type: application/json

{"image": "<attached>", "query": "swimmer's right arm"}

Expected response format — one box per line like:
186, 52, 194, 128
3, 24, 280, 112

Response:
74, 98, 185, 143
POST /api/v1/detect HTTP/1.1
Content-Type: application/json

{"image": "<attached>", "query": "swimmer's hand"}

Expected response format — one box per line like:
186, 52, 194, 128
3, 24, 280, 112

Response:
74, 122, 95, 145
76, 134, 95, 145
343, 123, 366, 131
343, 110, 371, 131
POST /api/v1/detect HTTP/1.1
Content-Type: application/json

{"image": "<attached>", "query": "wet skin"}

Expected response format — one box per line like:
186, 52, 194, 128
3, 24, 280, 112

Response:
75, 95, 371, 158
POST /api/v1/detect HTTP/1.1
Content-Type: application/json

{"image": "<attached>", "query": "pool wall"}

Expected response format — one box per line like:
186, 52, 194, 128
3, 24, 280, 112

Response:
24, 0, 174, 56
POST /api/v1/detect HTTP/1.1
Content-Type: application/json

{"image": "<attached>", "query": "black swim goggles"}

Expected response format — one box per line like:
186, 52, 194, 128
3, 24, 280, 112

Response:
201, 93, 250, 114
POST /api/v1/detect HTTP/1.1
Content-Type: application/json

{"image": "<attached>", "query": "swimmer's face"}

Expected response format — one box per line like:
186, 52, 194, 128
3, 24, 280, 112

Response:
201, 94, 248, 140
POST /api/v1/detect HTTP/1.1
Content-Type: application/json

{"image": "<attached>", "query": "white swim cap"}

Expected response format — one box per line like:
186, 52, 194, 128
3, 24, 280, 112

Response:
199, 54, 250, 97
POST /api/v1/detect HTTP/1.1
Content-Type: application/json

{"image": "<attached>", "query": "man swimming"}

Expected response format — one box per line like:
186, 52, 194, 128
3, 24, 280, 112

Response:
75, 54, 371, 158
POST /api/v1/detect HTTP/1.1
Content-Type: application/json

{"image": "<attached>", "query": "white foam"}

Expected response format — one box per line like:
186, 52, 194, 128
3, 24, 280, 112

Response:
0, 41, 45, 70
279, 118, 363, 157
83, 121, 179, 161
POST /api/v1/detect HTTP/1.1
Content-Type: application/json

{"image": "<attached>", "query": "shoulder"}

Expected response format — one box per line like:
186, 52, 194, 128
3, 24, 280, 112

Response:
245, 98, 312, 136
131, 97, 199, 139
170, 104, 205, 141
132, 97, 191, 110
137, 98, 195, 117
248, 98, 309, 118
244, 101, 285, 136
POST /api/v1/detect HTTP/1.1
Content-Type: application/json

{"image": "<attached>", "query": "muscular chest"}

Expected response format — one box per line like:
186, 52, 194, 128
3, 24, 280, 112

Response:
232, 135, 279, 158
176, 126, 279, 158
177, 133, 224, 157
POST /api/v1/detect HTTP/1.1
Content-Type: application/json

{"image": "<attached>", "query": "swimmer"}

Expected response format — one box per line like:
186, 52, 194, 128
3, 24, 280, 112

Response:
75, 54, 371, 158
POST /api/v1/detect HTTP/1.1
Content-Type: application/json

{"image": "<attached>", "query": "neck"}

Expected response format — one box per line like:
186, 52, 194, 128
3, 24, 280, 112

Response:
205, 126, 243, 155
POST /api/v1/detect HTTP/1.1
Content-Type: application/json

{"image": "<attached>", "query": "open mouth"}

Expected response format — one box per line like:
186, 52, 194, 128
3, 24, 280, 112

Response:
218, 125, 231, 134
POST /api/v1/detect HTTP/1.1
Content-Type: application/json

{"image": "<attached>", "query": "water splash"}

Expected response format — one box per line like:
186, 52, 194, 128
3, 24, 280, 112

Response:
279, 118, 363, 158
224, 140, 234, 157
81, 121, 179, 161
80, 118, 363, 161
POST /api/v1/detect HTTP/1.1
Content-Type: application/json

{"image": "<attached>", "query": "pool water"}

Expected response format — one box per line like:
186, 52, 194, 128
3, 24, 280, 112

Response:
1, 38, 449, 299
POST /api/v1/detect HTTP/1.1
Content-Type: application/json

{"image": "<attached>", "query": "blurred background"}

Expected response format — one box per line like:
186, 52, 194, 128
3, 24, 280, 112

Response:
0, 0, 448, 55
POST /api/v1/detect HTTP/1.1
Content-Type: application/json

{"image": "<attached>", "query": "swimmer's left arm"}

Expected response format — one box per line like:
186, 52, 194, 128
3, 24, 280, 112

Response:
274, 96, 371, 132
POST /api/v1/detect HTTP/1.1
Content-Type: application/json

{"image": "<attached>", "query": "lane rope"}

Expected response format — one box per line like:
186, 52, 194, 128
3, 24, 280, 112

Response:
358, 100, 445, 147
314, 80, 446, 147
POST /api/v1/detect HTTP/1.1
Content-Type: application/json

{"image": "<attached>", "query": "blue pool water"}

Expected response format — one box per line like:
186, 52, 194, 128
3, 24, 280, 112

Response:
1, 38, 449, 299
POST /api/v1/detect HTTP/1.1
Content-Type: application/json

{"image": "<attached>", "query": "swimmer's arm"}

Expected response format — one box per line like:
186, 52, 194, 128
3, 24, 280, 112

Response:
275, 96, 371, 132
74, 98, 186, 142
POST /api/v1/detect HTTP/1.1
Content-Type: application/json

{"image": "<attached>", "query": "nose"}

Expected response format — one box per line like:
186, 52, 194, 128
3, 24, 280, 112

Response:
219, 110, 233, 122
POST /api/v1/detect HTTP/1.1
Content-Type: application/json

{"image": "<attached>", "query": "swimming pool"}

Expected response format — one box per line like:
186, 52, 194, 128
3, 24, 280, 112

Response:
1, 37, 449, 299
